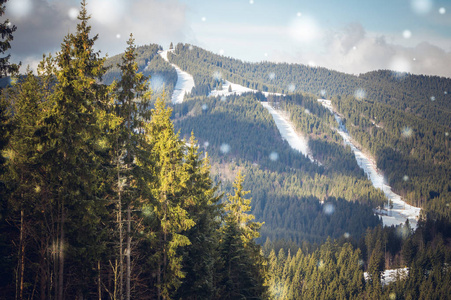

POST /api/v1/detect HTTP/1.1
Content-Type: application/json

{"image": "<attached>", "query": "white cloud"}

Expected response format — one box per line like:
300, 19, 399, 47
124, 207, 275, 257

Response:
7, 0, 190, 73
272, 23, 451, 78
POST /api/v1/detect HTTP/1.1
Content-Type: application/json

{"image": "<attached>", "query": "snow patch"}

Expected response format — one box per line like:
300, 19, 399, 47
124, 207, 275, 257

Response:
159, 49, 195, 104
318, 99, 421, 227
261, 102, 315, 163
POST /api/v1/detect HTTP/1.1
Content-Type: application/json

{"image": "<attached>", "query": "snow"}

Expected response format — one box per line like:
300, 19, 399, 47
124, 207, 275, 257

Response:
159, 49, 195, 104
209, 79, 284, 98
261, 102, 315, 162
364, 268, 409, 286
318, 99, 421, 227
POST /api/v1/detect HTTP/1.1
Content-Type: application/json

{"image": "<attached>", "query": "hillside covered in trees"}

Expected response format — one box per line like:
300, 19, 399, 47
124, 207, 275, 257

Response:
1, 0, 450, 299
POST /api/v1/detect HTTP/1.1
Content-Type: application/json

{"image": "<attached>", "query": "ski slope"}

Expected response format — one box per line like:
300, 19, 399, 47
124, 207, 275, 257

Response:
159, 49, 195, 104
209, 80, 284, 98
261, 102, 315, 162
208, 80, 312, 161
318, 99, 421, 227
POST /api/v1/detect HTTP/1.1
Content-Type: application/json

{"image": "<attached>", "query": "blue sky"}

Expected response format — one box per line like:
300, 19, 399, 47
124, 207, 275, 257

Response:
5, 0, 451, 77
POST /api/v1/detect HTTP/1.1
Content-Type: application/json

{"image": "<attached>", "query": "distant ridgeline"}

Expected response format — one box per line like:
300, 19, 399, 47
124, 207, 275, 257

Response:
170, 43, 451, 128
169, 43, 451, 221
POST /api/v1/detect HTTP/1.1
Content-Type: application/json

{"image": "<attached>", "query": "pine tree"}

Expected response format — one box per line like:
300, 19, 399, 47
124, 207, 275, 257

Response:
169, 42, 174, 50
144, 96, 195, 299
44, 1, 111, 298
2, 69, 49, 299
0, 0, 19, 77
175, 134, 223, 299
112, 33, 151, 300
219, 170, 269, 299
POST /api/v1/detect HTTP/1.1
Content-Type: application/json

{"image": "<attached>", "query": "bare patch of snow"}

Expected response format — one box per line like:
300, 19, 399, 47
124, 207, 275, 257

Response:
158, 49, 195, 104
318, 99, 421, 227
261, 102, 315, 163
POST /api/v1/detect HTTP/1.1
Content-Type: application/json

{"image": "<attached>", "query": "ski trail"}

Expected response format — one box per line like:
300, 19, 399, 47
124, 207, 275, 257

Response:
318, 99, 421, 227
159, 49, 195, 104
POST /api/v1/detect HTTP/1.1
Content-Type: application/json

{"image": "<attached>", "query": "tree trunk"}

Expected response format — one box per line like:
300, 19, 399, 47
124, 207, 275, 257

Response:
18, 209, 25, 300
126, 205, 131, 300
98, 260, 102, 300
58, 204, 64, 300
118, 163, 124, 300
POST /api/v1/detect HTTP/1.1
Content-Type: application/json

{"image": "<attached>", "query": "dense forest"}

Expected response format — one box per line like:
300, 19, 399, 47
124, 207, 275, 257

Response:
0, 2, 267, 299
1, 0, 450, 299
166, 42, 450, 222
169, 43, 451, 128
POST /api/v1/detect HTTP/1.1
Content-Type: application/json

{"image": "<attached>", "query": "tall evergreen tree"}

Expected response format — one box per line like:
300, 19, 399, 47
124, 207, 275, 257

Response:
175, 134, 223, 299
144, 96, 195, 299
44, 1, 111, 298
112, 33, 151, 300
0, 0, 19, 77
219, 170, 268, 299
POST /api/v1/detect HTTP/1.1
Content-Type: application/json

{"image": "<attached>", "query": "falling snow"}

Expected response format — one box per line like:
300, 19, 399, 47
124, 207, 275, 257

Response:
288, 84, 296, 92
402, 30, 412, 39
430, 96, 435, 101
323, 203, 335, 215
220, 143, 231, 154
439, 7, 446, 14
68, 7, 79, 20
8, 0, 32, 19
411, 0, 433, 14
202, 104, 208, 111
403, 175, 409, 181
269, 152, 279, 161
269, 72, 276, 80
354, 88, 366, 100
401, 127, 413, 138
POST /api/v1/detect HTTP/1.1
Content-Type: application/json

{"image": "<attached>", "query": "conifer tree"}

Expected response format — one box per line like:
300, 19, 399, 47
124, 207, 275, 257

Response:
0, 0, 19, 77
112, 33, 151, 300
45, 1, 111, 298
144, 96, 195, 299
219, 170, 268, 299
175, 134, 222, 299
3, 69, 49, 299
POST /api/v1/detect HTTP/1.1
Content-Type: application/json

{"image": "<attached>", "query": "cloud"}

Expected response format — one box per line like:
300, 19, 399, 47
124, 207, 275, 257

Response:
6, 0, 190, 72
272, 23, 451, 78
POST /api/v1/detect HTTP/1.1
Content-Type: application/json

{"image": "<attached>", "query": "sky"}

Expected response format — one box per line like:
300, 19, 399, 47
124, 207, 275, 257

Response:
4, 0, 451, 77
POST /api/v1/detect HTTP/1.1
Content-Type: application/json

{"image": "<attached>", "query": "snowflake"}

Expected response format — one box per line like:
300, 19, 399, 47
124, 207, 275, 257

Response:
402, 30, 412, 39
68, 7, 79, 20
269, 152, 279, 161
439, 7, 446, 14
220, 143, 231, 154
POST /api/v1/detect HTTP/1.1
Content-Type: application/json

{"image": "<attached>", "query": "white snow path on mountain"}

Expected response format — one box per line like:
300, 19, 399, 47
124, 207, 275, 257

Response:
208, 80, 284, 98
159, 49, 195, 104
364, 268, 409, 286
261, 102, 315, 162
209, 81, 313, 160
318, 99, 421, 228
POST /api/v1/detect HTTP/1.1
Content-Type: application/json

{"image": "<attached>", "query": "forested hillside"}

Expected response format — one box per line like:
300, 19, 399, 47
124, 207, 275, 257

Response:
0, 3, 268, 299
168, 43, 450, 222
1, 0, 450, 298
170, 43, 451, 127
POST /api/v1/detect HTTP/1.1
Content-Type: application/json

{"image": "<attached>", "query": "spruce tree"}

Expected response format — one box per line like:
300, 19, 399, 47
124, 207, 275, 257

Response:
219, 170, 268, 299
175, 134, 222, 299
144, 96, 195, 299
45, 1, 111, 297
112, 33, 151, 300
0, 0, 19, 77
